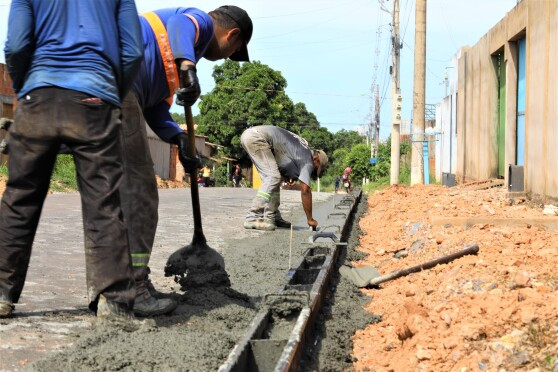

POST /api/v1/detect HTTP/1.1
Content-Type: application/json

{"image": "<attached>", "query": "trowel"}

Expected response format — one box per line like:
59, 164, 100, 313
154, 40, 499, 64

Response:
164, 105, 230, 288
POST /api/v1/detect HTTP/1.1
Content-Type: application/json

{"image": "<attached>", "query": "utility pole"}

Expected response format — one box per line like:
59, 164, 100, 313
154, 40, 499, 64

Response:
390, 0, 402, 185
374, 84, 380, 157
411, 0, 427, 185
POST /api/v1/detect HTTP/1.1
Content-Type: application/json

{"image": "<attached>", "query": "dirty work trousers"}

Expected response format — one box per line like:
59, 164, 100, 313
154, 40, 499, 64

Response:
240, 127, 283, 222
0, 87, 135, 310
119, 93, 158, 282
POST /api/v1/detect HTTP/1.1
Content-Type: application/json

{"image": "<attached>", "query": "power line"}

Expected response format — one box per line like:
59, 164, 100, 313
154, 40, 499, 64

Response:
199, 82, 371, 99
253, 0, 362, 20
401, 40, 444, 79
439, 0, 459, 50
253, 1, 370, 41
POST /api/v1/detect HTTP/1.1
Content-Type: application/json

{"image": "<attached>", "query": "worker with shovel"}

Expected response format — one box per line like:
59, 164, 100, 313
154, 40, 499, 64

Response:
0, 0, 143, 319
118, 6, 253, 316
241, 126, 329, 231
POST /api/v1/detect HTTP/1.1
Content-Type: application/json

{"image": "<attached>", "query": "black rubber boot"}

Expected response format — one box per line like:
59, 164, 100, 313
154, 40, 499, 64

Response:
133, 281, 177, 317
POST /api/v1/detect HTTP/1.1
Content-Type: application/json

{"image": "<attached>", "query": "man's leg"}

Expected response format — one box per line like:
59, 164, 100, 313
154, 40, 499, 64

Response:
61, 89, 135, 312
118, 93, 176, 316
0, 88, 59, 317
240, 128, 281, 230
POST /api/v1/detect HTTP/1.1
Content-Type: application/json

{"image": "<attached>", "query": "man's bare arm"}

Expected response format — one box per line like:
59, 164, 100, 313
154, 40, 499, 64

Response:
300, 182, 317, 229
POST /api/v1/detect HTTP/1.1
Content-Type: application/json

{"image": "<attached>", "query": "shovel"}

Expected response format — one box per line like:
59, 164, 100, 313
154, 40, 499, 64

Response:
164, 105, 230, 289
340, 243, 479, 288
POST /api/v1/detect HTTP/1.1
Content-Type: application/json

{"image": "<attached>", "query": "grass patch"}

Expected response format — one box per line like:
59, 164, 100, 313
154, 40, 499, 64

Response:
0, 163, 8, 179
0, 155, 78, 193
50, 154, 78, 192
362, 165, 412, 193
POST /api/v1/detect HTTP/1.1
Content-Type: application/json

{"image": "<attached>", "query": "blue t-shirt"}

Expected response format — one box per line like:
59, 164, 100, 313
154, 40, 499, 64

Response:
135, 8, 214, 142
5, 0, 143, 106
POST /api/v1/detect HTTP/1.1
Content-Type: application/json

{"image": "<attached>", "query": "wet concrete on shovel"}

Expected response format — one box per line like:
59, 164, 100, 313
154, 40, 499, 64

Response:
1, 188, 356, 371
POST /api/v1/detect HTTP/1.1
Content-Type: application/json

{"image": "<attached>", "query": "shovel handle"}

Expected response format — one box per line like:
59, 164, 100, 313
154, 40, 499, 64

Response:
184, 106, 206, 243
369, 243, 479, 287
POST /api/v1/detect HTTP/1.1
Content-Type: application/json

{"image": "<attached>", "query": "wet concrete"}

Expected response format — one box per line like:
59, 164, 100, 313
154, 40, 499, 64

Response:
299, 195, 382, 371
0, 188, 332, 371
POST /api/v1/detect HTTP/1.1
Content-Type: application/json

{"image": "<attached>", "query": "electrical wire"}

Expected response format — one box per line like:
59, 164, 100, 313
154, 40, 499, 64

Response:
253, 0, 362, 20
198, 82, 371, 99
253, 0, 371, 41
439, 0, 459, 50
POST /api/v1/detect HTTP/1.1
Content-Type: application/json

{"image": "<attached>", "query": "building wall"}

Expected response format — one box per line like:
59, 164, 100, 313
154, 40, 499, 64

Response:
0, 64, 15, 119
435, 50, 460, 182
457, 0, 558, 201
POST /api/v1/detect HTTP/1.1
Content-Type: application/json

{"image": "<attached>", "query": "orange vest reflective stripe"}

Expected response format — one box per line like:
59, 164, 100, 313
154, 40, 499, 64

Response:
142, 12, 200, 106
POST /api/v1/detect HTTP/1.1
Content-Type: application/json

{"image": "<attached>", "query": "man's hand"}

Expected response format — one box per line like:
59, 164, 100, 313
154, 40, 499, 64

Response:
307, 218, 318, 231
171, 132, 201, 174
176, 64, 200, 107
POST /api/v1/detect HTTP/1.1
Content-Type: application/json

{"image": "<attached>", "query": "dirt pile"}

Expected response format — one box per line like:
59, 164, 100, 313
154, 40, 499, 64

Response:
300, 199, 382, 371
353, 184, 558, 371
155, 175, 187, 189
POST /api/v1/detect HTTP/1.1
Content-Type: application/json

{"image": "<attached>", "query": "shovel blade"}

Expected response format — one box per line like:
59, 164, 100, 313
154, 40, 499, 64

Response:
164, 242, 230, 288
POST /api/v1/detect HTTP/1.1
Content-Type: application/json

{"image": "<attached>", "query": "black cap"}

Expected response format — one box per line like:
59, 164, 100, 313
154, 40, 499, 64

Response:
215, 5, 252, 62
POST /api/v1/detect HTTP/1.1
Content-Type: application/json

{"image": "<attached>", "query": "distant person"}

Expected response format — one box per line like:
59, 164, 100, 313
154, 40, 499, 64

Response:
202, 165, 212, 187
0, 0, 143, 320
342, 167, 352, 192
232, 164, 243, 187
241, 126, 328, 231
334, 175, 341, 193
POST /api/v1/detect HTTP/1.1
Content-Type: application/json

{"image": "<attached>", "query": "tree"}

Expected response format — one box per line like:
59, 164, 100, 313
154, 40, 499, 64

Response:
293, 102, 319, 133
323, 147, 349, 178
345, 143, 373, 183
197, 60, 299, 164
171, 112, 186, 125
300, 127, 334, 155
332, 129, 366, 149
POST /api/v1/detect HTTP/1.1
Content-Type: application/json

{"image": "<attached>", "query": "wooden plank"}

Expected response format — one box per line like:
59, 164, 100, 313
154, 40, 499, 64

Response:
430, 216, 558, 230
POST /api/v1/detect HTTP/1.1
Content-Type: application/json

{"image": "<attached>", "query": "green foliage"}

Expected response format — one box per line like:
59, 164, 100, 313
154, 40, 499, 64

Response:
344, 143, 373, 182
300, 127, 334, 155
398, 164, 411, 185
400, 140, 411, 156
1, 155, 78, 192
50, 154, 78, 192
362, 176, 390, 192
197, 60, 300, 164
332, 129, 366, 149
0, 163, 8, 179
171, 112, 186, 125
326, 148, 349, 179
213, 162, 230, 187
293, 102, 319, 132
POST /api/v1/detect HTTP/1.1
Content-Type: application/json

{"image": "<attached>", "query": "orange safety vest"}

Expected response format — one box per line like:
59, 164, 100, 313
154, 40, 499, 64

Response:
142, 12, 200, 106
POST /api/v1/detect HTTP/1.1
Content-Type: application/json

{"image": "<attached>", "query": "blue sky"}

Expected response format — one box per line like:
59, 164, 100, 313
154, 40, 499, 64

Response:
0, 0, 517, 139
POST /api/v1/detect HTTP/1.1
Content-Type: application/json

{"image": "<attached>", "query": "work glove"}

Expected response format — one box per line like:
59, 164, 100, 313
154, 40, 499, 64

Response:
176, 65, 201, 107
171, 132, 202, 174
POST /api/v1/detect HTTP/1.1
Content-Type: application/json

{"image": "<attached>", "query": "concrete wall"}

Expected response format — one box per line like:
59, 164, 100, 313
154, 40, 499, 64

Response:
457, 0, 558, 201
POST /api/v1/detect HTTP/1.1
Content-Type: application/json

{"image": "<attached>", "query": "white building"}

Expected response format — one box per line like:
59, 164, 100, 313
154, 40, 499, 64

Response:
434, 50, 461, 185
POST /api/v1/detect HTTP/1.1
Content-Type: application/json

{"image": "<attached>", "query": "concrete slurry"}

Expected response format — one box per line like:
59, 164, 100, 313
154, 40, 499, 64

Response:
0, 187, 333, 371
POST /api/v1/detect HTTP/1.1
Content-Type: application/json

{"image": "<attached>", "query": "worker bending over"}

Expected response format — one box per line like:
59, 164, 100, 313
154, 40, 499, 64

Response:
241, 126, 328, 231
